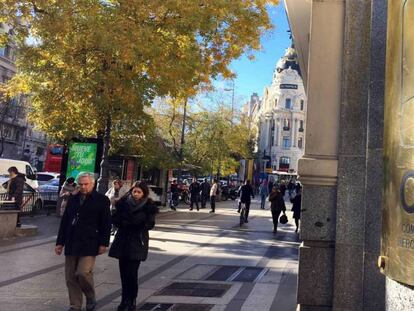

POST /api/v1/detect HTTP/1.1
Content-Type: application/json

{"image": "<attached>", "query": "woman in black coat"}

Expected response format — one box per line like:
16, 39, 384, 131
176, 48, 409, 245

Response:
268, 185, 286, 234
290, 188, 302, 233
109, 181, 158, 311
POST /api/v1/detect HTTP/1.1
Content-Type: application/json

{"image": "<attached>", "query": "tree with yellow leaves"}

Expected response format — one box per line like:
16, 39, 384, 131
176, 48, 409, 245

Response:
0, 0, 278, 192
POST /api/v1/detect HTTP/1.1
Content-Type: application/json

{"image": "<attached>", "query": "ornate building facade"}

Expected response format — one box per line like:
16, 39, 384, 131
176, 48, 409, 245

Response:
254, 47, 307, 174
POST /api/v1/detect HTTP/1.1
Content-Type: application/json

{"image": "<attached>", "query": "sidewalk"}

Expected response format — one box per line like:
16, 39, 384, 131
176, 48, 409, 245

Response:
0, 199, 300, 311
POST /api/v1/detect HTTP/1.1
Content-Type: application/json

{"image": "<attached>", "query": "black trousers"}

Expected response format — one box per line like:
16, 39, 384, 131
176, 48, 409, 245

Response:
119, 259, 141, 302
201, 195, 209, 208
210, 195, 216, 212
271, 210, 282, 231
238, 201, 251, 220
190, 195, 200, 210
244, 202, 251, 220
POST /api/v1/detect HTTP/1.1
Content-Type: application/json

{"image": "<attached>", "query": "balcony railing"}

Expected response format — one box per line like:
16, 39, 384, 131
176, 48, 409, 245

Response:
283, 126, 290, 131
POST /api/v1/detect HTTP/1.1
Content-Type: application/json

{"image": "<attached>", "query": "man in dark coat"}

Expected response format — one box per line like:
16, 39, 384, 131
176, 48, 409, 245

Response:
237, 180, 255, 222
189, 178, 201, 211
55, 172, 111, 311
200, 178, 211, 209
7, 166, 26, 227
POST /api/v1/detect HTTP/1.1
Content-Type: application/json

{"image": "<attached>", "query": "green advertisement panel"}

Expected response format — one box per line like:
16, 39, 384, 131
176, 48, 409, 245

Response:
66, 142, 98, 179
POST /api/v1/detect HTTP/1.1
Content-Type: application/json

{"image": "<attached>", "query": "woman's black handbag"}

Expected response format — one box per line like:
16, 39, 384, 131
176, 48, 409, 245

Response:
279, 214, 288, 224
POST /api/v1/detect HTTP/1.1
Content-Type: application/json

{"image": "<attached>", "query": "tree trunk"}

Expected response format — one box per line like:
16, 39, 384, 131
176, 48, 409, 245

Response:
177, 99, 187, 183
97, 116, 111, 194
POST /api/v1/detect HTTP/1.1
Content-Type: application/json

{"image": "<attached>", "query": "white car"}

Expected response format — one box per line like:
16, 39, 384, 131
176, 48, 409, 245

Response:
36, 172, 60, 186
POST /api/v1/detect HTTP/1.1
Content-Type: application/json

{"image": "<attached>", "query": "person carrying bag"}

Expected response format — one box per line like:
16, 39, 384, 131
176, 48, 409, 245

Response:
269, 184, 286, 234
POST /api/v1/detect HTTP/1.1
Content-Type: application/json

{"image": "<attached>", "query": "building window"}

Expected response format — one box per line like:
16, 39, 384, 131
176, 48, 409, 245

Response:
283, 118, 290, 131
275, 99, 278, 107
299, 120, 304, 132
283, 137, 291, 149
279, 157, 290, 171
15, 130, 21, 142
285, 98, 292, 109
298, 137, 303, 149
300, 100, 304, 111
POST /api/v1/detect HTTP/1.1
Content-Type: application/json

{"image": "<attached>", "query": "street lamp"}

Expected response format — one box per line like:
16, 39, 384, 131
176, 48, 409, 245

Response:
224, 79, 235, 126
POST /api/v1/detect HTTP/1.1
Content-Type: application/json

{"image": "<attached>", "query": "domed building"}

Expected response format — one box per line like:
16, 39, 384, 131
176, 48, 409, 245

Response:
255, 47, 307, 174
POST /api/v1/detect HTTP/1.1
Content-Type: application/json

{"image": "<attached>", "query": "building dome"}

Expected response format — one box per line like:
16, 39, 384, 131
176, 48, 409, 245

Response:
275, 47, 301, 76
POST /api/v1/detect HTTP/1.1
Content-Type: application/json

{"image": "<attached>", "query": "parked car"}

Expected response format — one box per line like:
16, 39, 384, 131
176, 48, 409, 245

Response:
36, 172, 60, 186
38, 179, 60, 205
0, 177, 44, 213
38, 178, 60, 193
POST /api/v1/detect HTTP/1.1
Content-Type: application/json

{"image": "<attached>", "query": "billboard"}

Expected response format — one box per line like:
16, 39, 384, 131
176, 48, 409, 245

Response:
66, 142, 98, 179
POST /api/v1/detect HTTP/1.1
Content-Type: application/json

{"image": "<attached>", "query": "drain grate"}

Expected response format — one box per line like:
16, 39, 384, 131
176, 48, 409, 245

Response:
206, 265, 240, 281
156, 282, 231, 297
232, 267, 267, 282
138, 303, 213, 311
205, 265, 267, 283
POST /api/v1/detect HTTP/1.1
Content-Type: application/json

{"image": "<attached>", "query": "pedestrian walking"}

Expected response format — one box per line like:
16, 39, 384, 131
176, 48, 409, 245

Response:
168, 179, 178, 210
55, 172, 111, 311
210, 179, 218, 213
267, 179, 274, 195
259, 180, 269, 210
189, 178, 201, 211
7, 166, 25, 227
200, 178, 211, 209
291, 187, 302, 233
109, 181, 158, 311
279, 180, 287, 198
287, 179, 295, 196
269, 185, 286, 234
237, 180, 254, 222
58, 177, 78, 216
106, 179, 127, 234
106, 179, 127, 211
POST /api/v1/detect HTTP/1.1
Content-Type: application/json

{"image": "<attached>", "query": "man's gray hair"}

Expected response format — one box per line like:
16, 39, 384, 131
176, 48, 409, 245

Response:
76, 172, 96, 183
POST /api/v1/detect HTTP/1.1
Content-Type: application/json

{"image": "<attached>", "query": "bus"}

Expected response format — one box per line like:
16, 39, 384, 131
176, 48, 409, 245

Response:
267, 170, 298, 184
43, 144, 63, 173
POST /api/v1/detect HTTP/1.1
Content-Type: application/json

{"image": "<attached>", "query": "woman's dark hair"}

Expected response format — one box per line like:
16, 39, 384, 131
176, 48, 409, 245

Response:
66, 177, 75, 184
130, 181, 149, 198
7, 166, 19, 174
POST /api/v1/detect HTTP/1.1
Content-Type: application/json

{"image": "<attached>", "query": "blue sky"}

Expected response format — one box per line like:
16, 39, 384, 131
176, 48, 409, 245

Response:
206, 1, 291, 109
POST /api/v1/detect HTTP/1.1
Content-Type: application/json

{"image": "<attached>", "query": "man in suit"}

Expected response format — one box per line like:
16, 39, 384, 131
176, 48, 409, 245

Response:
55, 172, 111, 311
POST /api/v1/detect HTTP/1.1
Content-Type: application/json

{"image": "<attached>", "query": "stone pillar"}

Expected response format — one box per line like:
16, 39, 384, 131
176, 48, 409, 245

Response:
297, 0, 345, 309
291, 1, 386, 309
363, 0, 386, 309
333, 1, 374, 309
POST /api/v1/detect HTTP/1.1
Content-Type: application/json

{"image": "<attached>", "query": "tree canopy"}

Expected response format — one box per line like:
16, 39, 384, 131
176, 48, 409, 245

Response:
151, 98, 255, 176
0, 0, 277, 163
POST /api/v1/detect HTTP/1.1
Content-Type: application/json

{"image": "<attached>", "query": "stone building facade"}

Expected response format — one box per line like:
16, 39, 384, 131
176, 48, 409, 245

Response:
254, 47, 307, 174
